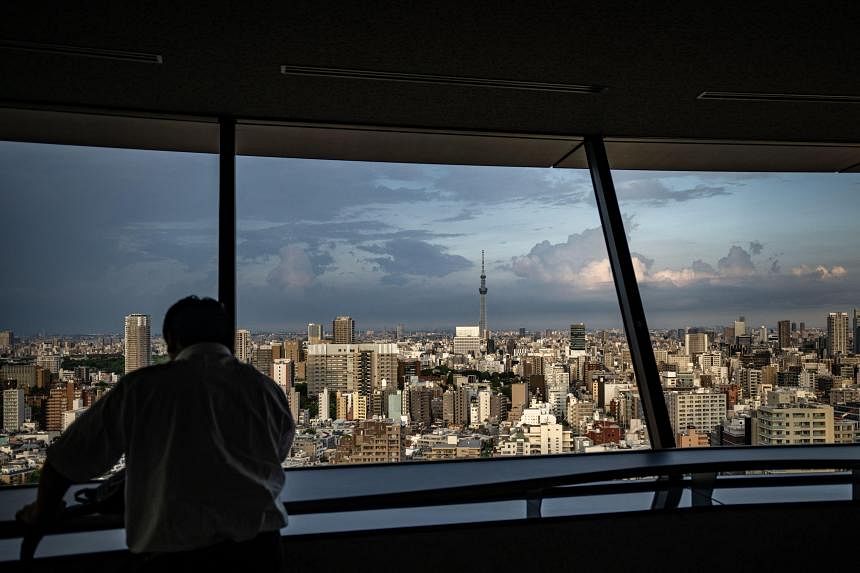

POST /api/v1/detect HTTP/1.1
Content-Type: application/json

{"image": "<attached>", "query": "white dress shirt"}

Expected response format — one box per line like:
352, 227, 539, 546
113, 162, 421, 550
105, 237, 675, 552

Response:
48, 342, 295, 553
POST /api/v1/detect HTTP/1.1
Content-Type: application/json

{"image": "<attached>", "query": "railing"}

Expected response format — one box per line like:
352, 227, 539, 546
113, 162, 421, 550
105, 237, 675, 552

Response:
1, 444, 859, 546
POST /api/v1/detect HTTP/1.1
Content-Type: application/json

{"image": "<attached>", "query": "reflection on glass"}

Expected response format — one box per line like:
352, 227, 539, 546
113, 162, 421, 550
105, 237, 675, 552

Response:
613, 169, 860, 448
237, 157, 649, 466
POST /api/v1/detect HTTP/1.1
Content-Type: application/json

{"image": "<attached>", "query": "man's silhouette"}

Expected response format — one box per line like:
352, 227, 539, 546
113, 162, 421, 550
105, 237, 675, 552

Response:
17, 296, 295, 570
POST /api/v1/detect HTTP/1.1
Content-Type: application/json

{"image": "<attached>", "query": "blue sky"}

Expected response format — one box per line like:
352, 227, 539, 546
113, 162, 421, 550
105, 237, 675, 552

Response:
2, 141, 859, 335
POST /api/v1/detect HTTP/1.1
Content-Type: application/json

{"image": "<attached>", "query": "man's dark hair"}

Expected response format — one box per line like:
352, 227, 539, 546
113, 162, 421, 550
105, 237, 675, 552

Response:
162, 296, 232, 353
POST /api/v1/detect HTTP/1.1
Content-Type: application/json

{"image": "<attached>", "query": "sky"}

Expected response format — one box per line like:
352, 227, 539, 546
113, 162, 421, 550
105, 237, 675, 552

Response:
2, 141, 859, 335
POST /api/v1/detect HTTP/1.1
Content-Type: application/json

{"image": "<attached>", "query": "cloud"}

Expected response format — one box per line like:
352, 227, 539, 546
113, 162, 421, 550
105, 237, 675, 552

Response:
616, 179, 730, 205
717, 245, 757, 277
360, 239, 473, 282
510, 227, 632, 289
434, 209, 477, 223
749, 241, 764, 255
267, 245, 317, 289
790, 265, 847, 280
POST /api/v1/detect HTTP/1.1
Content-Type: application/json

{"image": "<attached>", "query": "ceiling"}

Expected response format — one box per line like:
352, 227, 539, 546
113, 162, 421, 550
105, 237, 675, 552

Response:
1, 2, 859, 168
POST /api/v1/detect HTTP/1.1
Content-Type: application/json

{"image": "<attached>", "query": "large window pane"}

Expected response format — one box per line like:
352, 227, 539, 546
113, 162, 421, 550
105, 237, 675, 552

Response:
613, 166, 860, 448
0, 141, 218, 484
237, 152, 650, 467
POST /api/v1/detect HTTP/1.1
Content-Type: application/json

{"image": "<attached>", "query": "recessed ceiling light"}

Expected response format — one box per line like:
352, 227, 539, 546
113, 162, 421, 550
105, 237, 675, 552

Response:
698, 91, 860, 103
280, 65, 605, 95
0, 40, 163, 64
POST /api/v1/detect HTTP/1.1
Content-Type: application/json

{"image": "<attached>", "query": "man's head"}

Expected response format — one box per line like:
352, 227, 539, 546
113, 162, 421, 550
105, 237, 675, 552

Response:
162, 296, 232, 358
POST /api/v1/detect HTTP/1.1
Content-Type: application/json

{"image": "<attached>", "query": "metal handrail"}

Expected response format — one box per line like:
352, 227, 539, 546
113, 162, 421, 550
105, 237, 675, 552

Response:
1, 445, 859, 541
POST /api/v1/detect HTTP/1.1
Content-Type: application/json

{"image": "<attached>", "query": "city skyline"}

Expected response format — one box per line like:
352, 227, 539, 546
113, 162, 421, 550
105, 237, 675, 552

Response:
3, 141, 860, 334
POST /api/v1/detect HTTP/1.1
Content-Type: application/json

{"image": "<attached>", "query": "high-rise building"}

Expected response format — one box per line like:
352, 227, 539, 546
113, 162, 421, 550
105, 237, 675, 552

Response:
827, 312, 849, 357
234, 329, 251, 362
333, 316, 355, 344
318, 387, 331, 421
272, 358, 295, 390
0, 330, 13, 351
569, 323, 586, 355
36, 354, 62, 375
306, 343, 399, 395
284, 339, 304, 362
853, 309, 860, 354
308, 323, 323, 344
251, 345, 274, 378
453, 326, 482, 355
46, 385, 68, 431
331, 420, 403, 464
124, 313, 151, 374
778, 320, 791, 350
752, 403, 834, 445
271, 342, 283, 360
665, 390, 727, 436
479, 250, 488, 339
684, 333, 708, 356
509, 381, 530, 423
2, 387, 26, 432
734, 316, 747, 337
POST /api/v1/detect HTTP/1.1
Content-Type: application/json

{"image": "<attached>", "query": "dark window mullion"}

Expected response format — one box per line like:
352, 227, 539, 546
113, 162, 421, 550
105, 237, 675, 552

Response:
584, 135, 676, 449
218, 117, 236, 352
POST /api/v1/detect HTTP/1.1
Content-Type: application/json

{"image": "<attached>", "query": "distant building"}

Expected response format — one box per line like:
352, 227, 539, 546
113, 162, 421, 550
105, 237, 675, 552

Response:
331, 420, 403, 464
306, 343, 399, 396
685, 333, 708, 356
124, 313, 151, 374
2, 388, 26, 432
854, 309, 860, 354
36, 354, 62, 375
234, 329, 251, 362
569, 323, 586, 355
251, 345, 274, 378
453, 326, 482, 355
778, 320, 791, 350
272, 358, 295, 390
307, 323, 323, 344
333, 316, 355, 344
665, 390, 726, 436
752, 403, 834, 445
827, 312, 849, 357
318, 387, 331, 421
677, 428, 710, 448
0, 330, 13, 351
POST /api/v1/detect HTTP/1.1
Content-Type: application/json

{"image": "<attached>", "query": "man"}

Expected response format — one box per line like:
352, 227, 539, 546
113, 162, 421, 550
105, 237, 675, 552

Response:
17, 296, 295, 569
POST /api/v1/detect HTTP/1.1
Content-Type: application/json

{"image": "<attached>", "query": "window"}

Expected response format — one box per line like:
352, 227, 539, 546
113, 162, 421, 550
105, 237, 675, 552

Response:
236, 141, 649, 466
613, 164, 860, 448
0, 140, 218, 484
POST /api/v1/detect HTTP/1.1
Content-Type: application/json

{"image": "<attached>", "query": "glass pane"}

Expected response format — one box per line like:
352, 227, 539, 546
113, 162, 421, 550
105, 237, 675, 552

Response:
613, 167, 860, 447
237, 151, 649, 467
0, 141, 218, 484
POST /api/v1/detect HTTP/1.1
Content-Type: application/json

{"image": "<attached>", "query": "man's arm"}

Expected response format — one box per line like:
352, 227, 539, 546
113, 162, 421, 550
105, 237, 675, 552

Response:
15, 461, 72, 527
17, 377, 129, 526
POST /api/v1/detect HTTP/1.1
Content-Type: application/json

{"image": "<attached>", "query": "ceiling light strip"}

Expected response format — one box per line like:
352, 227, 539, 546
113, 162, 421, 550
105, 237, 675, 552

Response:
280, 65, 604, 94
698, 91, 860, 104
0, 40, 163, 64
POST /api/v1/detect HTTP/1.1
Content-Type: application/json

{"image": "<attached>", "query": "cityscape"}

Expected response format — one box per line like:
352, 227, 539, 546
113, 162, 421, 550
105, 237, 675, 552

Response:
2, 257, 860, 483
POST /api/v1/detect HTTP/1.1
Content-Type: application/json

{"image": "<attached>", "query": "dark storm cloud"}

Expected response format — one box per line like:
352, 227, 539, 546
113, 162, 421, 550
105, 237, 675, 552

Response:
361, 239, 473, 281
749, 241, 764, 255
237, 157, 443, 221
430, 166, 591, 206
0, 143, 219, 333
434, 209, 478, 223
616, 179, 730, 205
